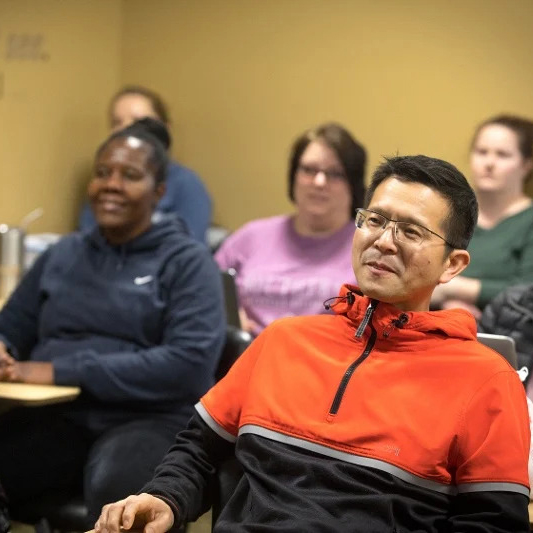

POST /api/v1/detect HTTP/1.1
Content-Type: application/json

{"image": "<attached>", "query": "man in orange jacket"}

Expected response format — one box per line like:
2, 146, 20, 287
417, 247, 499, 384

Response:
95, 155, 530, 532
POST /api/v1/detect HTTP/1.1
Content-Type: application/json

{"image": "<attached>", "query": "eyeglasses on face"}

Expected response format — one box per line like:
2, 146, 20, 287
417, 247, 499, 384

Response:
297, 164, 346, 182
354, 208, 455, 248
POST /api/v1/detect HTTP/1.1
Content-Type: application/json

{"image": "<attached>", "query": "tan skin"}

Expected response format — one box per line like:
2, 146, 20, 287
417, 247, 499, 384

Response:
95, 493, 174, 533
0, 136, 164, 386
93, 177, 470, 533
352, 177, 470, 312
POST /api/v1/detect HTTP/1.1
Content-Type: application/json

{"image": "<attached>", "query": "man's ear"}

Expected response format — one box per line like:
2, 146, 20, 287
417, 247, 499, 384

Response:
438, 249, 470, 284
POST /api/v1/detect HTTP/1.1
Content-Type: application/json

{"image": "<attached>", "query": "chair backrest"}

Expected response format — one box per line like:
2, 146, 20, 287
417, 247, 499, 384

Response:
477, 332, 518, 369
216, 325, 253, 382
220, 269, 242, 329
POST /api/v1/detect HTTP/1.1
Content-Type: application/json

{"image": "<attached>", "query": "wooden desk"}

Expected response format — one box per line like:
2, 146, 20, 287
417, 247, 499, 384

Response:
0, 382, 80, 407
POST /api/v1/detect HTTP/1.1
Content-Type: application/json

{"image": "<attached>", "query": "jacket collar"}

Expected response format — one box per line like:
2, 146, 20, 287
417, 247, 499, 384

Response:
86, 217, 187, 254
333, 284, 477, 342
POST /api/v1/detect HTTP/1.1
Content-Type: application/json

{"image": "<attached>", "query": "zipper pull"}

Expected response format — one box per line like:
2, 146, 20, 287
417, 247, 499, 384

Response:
355, 300, 377, 338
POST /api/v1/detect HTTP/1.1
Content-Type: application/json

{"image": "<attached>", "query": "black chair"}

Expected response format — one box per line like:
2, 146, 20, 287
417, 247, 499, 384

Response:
11, 325, 252, 533
11, 491, 87, 533
215, 325, 251, 382
210, 326, 250, 530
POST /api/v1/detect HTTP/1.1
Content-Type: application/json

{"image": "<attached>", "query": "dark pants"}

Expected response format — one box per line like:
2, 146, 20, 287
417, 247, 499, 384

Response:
0, 405, 178, 526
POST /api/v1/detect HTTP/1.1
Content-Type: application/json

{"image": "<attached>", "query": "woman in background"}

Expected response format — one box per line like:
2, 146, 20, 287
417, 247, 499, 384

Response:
432, 114, 533, 317
215, 122, 366, 335
0, 119, 225, 526
79, 85, 212, 243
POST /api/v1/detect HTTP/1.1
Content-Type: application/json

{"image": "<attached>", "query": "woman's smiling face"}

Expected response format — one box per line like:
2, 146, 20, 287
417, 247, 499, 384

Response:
88, 136, 164, 244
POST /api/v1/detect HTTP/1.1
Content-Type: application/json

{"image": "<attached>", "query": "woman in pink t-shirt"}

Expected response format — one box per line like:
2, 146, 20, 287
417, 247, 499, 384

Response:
216, 123, 367, 335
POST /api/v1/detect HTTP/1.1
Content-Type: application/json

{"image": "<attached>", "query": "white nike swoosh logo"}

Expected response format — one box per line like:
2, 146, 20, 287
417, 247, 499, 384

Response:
134, 275, 153, 285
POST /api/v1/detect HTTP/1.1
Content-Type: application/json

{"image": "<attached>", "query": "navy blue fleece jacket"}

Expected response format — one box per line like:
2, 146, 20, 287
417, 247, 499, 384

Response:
0, 218, 225, 432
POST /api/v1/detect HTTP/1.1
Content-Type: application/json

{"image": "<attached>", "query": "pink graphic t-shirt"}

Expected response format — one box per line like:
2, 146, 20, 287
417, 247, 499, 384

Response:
215, 215, 356, 335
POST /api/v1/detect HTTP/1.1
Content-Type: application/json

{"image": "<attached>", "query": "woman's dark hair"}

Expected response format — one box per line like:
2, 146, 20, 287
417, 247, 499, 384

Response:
366, 155, 478, 251
288, 123, 367, 218
95, 118, 170, 184
109, 85, 171, 126
471, 114, 533, 182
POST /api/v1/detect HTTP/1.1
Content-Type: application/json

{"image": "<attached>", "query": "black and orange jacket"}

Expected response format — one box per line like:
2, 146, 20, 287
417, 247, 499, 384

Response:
144, 285, 531, 532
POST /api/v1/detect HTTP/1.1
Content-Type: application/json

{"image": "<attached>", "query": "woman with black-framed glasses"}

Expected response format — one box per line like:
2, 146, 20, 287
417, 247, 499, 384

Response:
215, 123, 367, 335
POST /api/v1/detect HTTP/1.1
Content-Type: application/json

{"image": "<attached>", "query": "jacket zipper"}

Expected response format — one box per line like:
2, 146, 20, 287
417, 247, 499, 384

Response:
355, 301, 375, 338
328, 301, 378, 416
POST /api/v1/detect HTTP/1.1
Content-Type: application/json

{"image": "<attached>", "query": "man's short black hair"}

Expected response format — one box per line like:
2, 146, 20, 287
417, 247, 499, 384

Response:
365, 155, 478, 251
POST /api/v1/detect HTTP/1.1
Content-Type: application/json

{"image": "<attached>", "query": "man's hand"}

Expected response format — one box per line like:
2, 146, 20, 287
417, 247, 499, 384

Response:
95, 494, 174, 533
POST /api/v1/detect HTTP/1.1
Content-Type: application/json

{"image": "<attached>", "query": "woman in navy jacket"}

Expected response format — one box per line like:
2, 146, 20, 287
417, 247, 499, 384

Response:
78, 85, 212, 243
0, 118, 225, 526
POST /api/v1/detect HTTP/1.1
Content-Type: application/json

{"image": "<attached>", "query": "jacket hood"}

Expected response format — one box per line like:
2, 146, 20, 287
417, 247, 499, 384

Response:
87, 217, 189, 254
331, 283, 477, 342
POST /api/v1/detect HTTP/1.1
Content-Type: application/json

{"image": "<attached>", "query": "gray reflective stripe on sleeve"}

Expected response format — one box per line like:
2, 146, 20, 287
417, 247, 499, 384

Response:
239, 424, 456, 495
458, 482, 530, 498
194, 402, 237, 443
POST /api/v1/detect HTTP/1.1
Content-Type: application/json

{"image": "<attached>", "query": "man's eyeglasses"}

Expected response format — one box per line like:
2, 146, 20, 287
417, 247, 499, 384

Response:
298, 164, 346, 182
355, 208, 456, 248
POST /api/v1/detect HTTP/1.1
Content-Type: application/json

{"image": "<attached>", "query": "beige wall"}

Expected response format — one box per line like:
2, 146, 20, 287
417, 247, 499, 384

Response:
0, 0, 122, 233
120, 0, 533, 229
1, 0, 533, 233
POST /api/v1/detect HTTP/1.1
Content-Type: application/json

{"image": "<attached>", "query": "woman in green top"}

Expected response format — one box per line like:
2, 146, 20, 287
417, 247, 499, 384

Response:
432, 115, 533, 318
